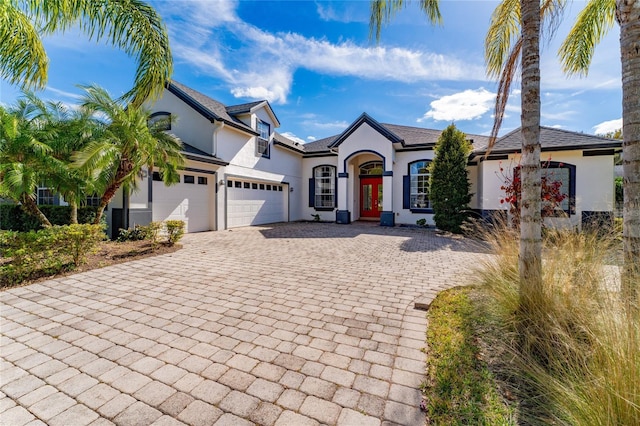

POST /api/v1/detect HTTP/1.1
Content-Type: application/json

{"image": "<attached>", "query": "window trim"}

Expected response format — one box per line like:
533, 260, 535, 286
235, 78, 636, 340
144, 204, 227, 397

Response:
256, 119, 270, 158
148, 111, 171, 131
312, 165, 337, 211
36, 186, 55, 206
407, 159, 433, 213
359, 161, 384, 176
513, 161, 576, 216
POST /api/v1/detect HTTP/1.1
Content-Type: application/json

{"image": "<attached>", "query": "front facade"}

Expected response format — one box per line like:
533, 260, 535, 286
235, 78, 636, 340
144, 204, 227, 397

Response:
109, 81, 621, 236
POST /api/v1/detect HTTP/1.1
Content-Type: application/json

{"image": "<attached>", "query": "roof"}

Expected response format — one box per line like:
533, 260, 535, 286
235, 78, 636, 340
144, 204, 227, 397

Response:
167, 81, 257, 135
473, 126, 622, 155
329, 113, 403, 148
272, 132, 305, 154
302, 136, 339, 153
180, 142, 228, 166
225, 101, 265, 115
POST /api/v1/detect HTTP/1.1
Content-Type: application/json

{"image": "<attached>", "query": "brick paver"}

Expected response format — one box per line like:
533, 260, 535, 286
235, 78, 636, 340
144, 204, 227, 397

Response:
1, 223, 488, 425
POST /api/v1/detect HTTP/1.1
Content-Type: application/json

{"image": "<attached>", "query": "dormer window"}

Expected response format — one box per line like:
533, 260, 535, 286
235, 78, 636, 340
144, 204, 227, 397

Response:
148, 111, 171, 131
256, 119, 270, 158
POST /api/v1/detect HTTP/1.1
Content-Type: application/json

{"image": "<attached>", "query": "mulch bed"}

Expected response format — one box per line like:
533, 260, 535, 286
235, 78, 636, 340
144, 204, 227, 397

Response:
1, 240, 181, 290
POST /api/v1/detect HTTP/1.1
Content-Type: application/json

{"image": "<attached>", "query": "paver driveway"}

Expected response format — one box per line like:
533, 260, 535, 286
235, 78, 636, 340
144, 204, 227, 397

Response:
1, 223, 489, 426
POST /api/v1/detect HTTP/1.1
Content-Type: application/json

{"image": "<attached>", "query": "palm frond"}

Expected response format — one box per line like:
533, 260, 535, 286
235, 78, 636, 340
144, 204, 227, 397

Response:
558, 0, 615, 76
370, 0, 441, 42
35, 0, 172, 106
484, 0, 520, 78
0, 1, 48, 89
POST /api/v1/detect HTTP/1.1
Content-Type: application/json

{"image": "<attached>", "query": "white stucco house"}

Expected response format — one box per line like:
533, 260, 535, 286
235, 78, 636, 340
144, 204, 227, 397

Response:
106, 81, 622, 237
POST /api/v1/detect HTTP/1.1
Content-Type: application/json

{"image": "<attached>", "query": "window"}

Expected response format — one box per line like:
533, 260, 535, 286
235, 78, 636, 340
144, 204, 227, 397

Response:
256, 120, 270, 157
227, 180, 233, 187
259, 184, 265, 190
85, 194, 100, 207
514, 161, 575, 215
244, 182, 250, 189
278, 186, 283, 191
235, 181, 242, 188
184, 175, 195, 184
266, 184, 272, 191
311, 165, 336, 209
404, 160, 431, 211
148, 111, 171, 131
37, 187, 55, 205
198, 177, 208, 185
152, 171, 162, 181
272, 185, 278, 191
359, 161, 384, 176
252, 183, 258, 189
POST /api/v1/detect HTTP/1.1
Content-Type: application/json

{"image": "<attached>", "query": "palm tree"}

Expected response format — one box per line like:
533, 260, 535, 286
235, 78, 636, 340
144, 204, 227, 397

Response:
0, 0, 172, 106
73, 85, 184, 224
558, 0, 639, 302
25, 96, 104, 224
0, 99, 55, 227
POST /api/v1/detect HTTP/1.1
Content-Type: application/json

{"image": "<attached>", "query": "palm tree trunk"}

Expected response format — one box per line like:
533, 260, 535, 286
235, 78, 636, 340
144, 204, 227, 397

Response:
519, 0, 543, 299
617, 0, 640, 304
20, 196, 52, 228
93, 184, 118, 225
69, 199, 78, 224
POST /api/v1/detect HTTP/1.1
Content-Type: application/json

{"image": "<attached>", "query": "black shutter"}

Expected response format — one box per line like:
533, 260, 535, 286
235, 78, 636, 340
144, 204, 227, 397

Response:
309, 178, 315, 207
334, 176, 338, 208
403, 175, 410, 209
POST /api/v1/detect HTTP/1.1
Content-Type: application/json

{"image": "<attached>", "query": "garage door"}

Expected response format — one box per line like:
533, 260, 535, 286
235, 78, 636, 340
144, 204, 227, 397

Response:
152, 172, 212, 233
227, 179, 288, 228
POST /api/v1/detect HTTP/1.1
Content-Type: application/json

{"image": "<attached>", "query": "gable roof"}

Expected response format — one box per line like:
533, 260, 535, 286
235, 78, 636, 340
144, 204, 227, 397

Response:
329, 113, 403, 148
167, 81, 258, 135
227, 100, 281, 128
303, 135, 338, 153
472, 126, 622, 155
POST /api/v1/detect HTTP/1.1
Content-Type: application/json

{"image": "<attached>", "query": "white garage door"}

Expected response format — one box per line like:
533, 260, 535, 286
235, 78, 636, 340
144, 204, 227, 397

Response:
227, 179, 288, 228
153, 172, 212, 233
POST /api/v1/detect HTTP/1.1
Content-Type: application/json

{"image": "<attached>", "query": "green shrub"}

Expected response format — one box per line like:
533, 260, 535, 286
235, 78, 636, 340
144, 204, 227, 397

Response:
416, 218, 427, 227
117, 225, 148, 242
146, 221, 162, 250
0, 224, 105, 285
0, 204, 99, 231
164, 220, 185, 246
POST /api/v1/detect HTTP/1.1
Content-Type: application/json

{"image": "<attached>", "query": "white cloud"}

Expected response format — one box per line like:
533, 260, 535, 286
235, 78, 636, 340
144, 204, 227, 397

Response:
593, 118, 622, 135
154, 2, 487, 104
279, 131, 306, 144
307, 136, 317, 142
316, 2, 366, 23
420, 88, 495, 121
302, 119, 350, 130
46, 86, 82, 100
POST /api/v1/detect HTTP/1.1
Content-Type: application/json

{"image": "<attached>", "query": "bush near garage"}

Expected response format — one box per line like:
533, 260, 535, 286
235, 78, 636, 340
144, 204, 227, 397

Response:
0, 224, 105, 285
0, 204, 99, 231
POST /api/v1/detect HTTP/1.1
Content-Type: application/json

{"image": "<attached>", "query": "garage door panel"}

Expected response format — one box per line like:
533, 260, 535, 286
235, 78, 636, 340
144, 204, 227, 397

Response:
227, 179, 287, 228
153, 175, 212, 233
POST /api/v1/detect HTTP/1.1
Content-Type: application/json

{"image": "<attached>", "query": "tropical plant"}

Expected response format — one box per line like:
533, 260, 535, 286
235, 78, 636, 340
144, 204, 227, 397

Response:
0, 99, 55, 227
73, 85, 185, 225
16, 92, 104, 224
429, 124, 473, 233
558, 0, 639, 303
0, 0, 172, 106
164, 220, 185, 246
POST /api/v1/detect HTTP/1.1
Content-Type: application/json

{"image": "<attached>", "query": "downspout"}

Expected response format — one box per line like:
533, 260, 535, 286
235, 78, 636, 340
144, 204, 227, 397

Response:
212, 120, 225, 230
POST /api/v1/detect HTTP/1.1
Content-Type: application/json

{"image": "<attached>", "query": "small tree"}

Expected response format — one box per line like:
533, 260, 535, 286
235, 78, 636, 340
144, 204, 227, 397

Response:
429, 124, 473, 233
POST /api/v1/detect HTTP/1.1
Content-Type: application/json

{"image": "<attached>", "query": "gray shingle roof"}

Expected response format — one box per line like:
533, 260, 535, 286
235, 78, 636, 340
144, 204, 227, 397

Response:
167, 81, 257, 135
272, 132, 305, 154
180, 142, 228, 165
226, 101, 265, 115
473, 126, 622, 154
303, 136, 339, 153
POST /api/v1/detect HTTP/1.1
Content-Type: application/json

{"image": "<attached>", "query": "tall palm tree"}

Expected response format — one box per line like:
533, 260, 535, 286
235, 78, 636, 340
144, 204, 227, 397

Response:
0, 99, 55, 227
558, 0, 639, 302
0, 0, 172, 106
73, 85, 184, 224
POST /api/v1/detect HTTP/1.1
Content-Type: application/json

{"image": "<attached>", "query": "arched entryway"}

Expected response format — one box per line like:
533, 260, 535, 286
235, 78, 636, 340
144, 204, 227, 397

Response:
358, 161, 384, 220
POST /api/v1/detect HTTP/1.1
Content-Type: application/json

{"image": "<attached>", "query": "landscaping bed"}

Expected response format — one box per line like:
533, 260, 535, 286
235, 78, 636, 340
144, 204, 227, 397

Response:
1, 238, 181, 290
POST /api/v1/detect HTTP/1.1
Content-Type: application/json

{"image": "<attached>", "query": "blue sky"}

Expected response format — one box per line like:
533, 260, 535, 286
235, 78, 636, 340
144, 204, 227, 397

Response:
0, 0, 623, 143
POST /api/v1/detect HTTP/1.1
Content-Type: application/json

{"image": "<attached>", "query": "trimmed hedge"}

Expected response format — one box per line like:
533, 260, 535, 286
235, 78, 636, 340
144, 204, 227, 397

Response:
0, 204, 99, 231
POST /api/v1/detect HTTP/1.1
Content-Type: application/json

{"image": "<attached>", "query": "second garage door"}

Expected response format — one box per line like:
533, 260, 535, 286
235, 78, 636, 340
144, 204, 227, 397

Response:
227, 179, 288, 228
152, 172, 213, 233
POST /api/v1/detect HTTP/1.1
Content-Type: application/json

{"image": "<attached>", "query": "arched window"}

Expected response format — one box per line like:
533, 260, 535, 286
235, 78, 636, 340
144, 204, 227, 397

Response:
359, 161, 384, 176
309, 165, 336, 209
148, 111, 171, 131
404, 160, 431, 210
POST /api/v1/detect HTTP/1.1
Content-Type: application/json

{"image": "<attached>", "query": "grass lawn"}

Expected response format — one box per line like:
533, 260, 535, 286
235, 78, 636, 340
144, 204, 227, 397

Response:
422, 286, 517, 425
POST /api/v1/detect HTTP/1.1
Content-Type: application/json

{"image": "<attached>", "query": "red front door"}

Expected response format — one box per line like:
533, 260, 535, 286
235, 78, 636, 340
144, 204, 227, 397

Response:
360, 177, 383, 218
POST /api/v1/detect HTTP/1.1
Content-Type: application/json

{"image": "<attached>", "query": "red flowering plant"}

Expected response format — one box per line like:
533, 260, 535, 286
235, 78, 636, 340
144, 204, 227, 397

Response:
498, 157, 568, 227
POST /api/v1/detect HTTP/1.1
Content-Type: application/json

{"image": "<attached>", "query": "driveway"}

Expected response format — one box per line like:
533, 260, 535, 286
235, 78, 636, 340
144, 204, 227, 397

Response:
1, 223, 488, 426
